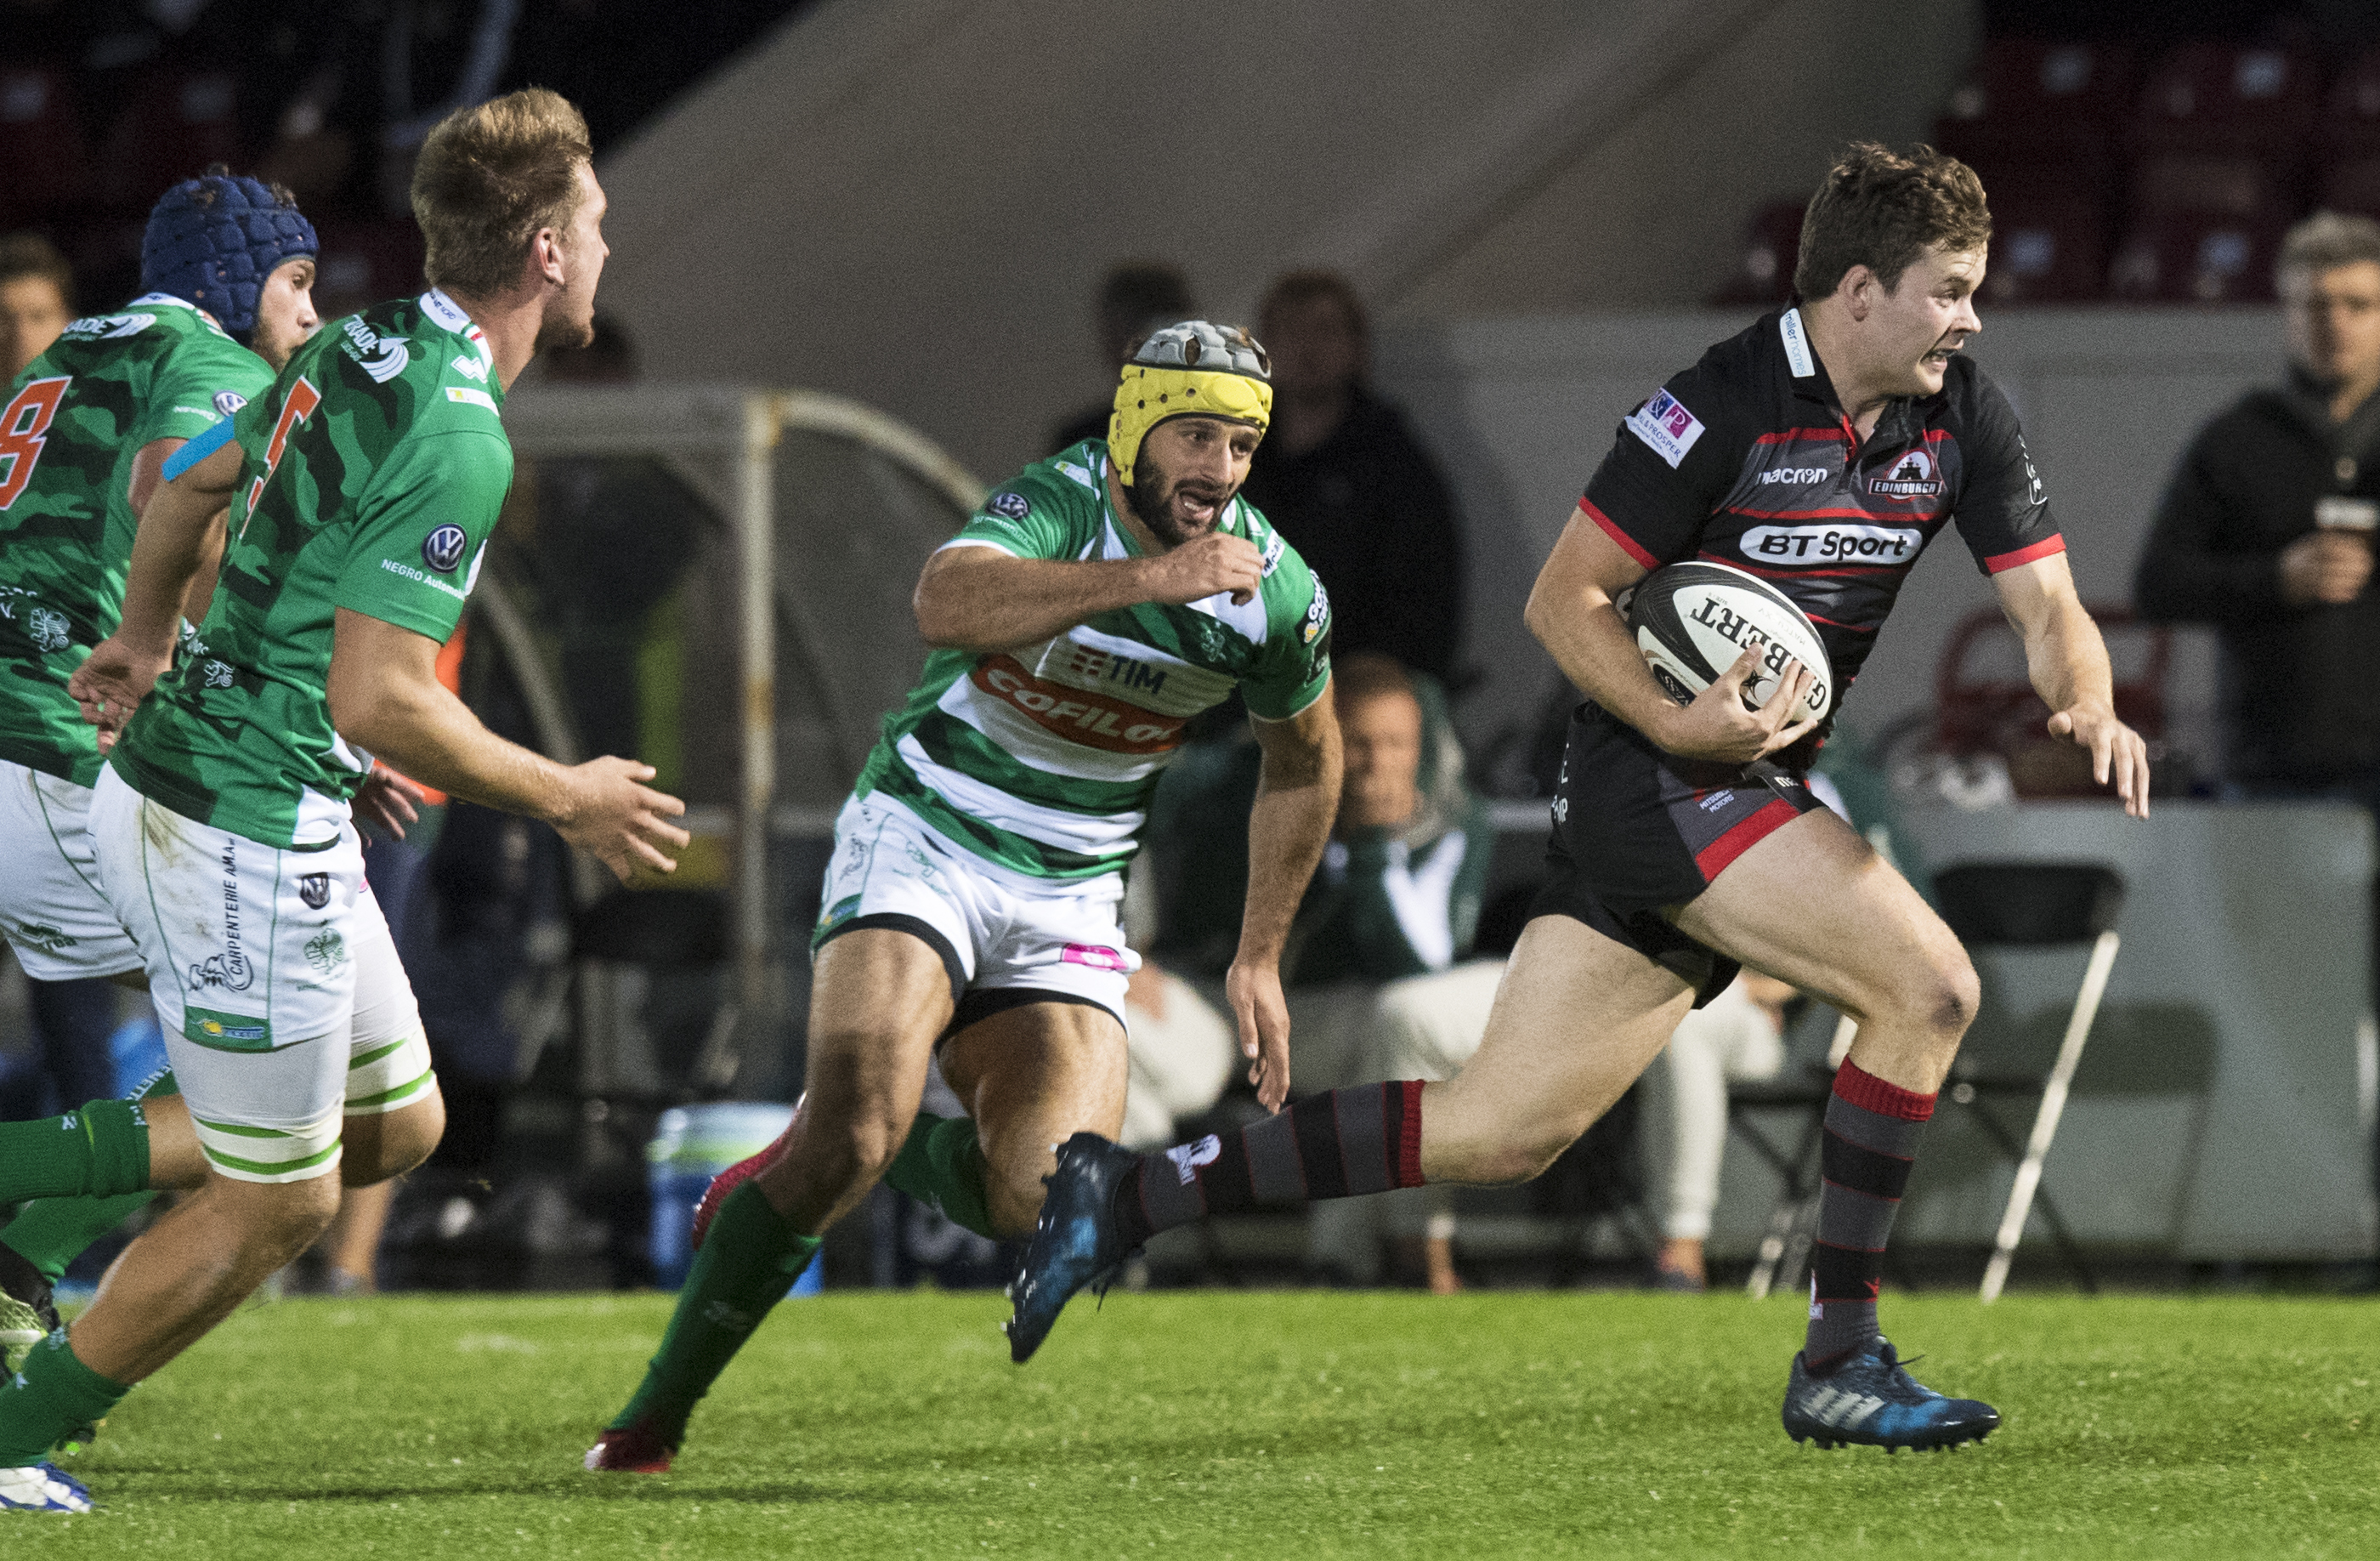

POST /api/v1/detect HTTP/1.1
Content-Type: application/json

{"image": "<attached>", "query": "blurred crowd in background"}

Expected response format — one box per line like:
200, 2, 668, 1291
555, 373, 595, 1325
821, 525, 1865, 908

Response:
8, 0, 2380, 1297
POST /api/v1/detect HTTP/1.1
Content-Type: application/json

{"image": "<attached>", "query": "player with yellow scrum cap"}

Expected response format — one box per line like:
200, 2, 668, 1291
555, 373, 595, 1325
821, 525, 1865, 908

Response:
588, 321, 1340, 1473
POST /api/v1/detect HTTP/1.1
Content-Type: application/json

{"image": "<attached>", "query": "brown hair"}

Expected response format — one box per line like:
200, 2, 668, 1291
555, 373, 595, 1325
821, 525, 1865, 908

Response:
0, 233, 72, 309
411, 88, 593, 298
1794, 143, 1991, 301
1331, 650, 1417, 712
1260, 269, 1369, 345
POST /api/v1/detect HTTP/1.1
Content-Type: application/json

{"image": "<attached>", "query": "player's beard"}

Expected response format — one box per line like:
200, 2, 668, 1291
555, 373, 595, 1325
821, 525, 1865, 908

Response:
534, 304, 597, 355
1125, 445, 1237, 548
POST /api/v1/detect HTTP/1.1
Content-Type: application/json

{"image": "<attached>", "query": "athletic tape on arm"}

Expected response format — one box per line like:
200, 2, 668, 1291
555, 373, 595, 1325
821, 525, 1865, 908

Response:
161, 415, 237, 481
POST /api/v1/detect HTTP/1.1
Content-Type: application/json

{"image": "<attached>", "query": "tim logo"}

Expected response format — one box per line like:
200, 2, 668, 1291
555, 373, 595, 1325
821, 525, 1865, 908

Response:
1057, 642, 1169, 698
1869, 448, 1942, 498
1061, 942, 1129, 971
1166, 1134, 1222, 1185
298, 873, 332, 910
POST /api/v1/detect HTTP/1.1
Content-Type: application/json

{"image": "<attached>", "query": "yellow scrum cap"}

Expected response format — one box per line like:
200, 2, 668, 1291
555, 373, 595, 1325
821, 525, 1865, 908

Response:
1108, 320, 1273, 487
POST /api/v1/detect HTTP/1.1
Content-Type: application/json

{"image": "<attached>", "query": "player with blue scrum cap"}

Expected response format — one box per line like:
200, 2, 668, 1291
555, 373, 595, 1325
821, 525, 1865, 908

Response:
1012, 144, 2150, 1454
0, 169, 366, 1508
0, 90, 677, 1514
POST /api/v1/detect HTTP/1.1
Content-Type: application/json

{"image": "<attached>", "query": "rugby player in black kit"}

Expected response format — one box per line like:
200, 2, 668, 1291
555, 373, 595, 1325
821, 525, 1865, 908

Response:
1008, 143, 2150, 1451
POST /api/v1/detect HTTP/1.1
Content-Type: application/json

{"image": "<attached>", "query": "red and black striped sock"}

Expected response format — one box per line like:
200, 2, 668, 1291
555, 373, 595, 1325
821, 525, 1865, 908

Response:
1805, 1059, 1935, 1372
1112, 1081, 1428, 1249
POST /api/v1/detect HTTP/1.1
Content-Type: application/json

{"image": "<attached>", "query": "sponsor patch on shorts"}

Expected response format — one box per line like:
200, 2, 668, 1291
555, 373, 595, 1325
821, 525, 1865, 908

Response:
185, 1006, 273, 1051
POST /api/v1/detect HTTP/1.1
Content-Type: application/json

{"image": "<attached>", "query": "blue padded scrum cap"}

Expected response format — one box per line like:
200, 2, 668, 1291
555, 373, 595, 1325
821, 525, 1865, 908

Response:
140, 172, 317, 343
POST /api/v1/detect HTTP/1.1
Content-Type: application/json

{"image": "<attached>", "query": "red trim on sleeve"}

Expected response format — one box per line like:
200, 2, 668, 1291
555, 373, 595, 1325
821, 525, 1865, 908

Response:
1397, 1080, 1426, 1188
1984, 534, 2066, 574
1580, 498, 1660, 570
1832, 1059, 1938, 1121
1693, 797, 1799, 882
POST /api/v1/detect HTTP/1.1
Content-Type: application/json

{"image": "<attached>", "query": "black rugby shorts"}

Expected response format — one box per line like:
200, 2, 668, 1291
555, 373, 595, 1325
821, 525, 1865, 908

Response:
1527, 701, 1828, 1007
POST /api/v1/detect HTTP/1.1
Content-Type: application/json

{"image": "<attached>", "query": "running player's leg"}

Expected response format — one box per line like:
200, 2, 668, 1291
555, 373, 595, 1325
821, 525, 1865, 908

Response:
1671, 806, 1976, 1371
332, 884, 443, 1185
594, 928, 956, 1468
1106, 913, 1692, 1247
1, 888, 436, 1308
1008, 914, 1696, 1358
940, 1001, 1128, 1238
0, 762, 163, 1208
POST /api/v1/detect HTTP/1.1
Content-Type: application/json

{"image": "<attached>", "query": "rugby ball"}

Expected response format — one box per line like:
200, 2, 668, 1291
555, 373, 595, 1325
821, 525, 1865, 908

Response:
1625, 561, 1833, 724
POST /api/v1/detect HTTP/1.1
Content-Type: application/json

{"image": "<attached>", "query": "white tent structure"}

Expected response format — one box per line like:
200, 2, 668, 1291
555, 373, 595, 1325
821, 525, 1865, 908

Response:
591, 0, 1974, 482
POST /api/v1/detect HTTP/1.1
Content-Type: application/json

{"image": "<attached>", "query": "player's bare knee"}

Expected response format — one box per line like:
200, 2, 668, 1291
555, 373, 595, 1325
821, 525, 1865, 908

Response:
215, 1170, 343, 1256
1917, 948, 1980, 1045
342, 1093, 445, 1185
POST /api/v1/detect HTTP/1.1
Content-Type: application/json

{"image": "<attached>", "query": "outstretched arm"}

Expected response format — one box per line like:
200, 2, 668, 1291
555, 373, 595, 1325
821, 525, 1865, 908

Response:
1992, 551, 2150, 818
67, 436, 234, 743
1229, 692, 1343, 1111
328, 609, 690, 883
914, 533, 1265, 651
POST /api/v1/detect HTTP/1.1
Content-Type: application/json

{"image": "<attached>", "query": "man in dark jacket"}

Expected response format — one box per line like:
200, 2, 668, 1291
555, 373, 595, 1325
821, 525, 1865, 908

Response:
1240, 271, 1465, 685
2137, 210, 2380, 1272
2135, 211, 2380, 790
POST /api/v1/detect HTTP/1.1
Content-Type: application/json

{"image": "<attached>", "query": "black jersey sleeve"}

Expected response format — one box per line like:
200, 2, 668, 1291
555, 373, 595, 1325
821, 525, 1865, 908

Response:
1946, 364, 2064, 575
1578, 356, 1740, 570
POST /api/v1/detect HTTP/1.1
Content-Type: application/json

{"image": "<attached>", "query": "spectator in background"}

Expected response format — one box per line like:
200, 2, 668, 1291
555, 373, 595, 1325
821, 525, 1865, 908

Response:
1283, 654, 1498, 1291
1637, 971, 1792, 1291
2135, 211, 2380, 793
0, 236, 73, 380
2135, 210, 2380, 1272
1241, 270, 1464, 685
1048, 261, 1197, 452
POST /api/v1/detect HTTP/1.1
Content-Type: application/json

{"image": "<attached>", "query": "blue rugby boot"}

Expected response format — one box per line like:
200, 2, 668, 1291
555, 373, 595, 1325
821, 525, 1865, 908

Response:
1006, 1132, 1140, 1365
0, 1462, 91, 1513
1782, 1337, 2000, 1451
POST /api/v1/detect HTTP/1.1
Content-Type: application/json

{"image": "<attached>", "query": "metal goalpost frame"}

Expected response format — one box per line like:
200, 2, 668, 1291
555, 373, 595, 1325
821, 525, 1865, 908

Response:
497, 384, 985, 1092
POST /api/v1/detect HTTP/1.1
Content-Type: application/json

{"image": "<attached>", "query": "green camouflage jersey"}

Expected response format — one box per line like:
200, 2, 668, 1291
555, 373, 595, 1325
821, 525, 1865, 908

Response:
853, 440, 1334, 881
112, 288, 510, 849
0, 295, 272, 787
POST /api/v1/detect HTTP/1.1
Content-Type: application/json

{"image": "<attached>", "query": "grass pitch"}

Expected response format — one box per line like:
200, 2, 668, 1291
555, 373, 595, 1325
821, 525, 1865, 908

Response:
20, 1287, 2379, 1557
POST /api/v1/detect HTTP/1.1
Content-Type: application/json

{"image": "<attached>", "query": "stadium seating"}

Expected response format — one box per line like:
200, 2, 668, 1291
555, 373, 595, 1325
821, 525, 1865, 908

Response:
2107, 213, 2286, 303
1932, 862, 2127, 1300
2126, 42, 2320, 157
1935, 38, 2137, 162
308, 219, 428, 320
98, 69, 245, 213
1980, 181, 2111, 304
0, 65, 85, 224
1707, 200, 1804, 307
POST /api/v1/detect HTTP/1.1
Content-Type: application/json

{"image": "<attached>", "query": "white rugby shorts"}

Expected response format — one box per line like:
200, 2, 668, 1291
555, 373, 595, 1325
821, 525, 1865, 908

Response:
88, 765, 435, 1184
0, 757, 147, 981
813, 792, 1137, 1028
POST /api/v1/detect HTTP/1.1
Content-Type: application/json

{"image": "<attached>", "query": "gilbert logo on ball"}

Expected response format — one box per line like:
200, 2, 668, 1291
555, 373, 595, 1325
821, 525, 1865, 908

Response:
1625, 561, 1832, 722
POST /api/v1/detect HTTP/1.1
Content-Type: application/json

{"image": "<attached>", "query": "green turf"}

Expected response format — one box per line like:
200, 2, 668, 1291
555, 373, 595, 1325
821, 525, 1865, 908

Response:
15, 1288, 2379, 1557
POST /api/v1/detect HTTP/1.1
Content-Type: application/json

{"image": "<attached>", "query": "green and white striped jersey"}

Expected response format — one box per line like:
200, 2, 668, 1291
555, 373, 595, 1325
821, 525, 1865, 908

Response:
854, 440, 1333, 880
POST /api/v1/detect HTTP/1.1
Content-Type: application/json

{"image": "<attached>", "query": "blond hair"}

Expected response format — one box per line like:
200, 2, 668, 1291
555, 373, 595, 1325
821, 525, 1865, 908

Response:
411, 88, 593, 298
